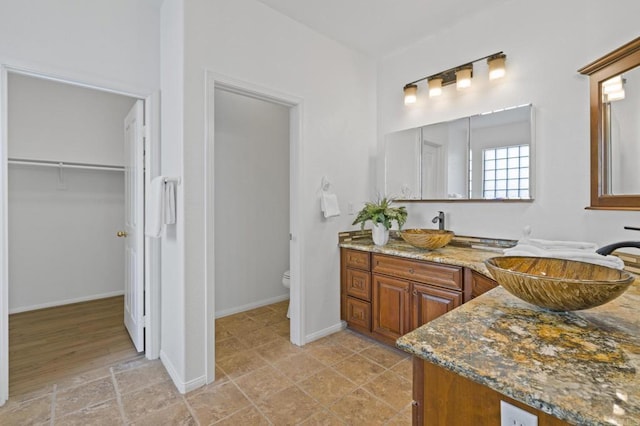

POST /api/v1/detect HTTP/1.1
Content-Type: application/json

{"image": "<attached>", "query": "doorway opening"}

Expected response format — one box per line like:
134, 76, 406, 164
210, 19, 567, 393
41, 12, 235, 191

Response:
205, 73, 304, 382
213, 87, 290, 318
3, 70, 151, 397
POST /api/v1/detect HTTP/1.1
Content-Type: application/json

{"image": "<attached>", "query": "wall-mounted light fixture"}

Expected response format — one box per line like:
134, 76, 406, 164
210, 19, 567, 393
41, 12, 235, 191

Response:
403, 51, 507, 104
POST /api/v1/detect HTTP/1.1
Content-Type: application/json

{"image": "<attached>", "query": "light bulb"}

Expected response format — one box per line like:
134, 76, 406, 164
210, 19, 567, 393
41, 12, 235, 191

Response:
605, 89, 625, 102
404, 84, 417, 104
428, 77, 443, 97
488, 54, 506, 80
456, 67, 472, 89
602, 75, 623, 94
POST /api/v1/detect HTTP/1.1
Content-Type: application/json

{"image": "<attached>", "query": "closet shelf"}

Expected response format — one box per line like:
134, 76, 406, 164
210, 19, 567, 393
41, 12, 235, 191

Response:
8, 158, 124, 172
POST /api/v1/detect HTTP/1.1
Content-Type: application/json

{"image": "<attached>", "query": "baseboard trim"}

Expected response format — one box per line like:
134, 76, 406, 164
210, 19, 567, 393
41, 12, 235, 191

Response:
9, 290, 125, 314
215, 294, 289, 319
159, 350, 206, 394
304, 321, 346, 344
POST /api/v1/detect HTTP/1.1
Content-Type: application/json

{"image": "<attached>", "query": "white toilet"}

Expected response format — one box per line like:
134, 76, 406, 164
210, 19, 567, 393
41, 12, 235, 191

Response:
282, 270, 291, 318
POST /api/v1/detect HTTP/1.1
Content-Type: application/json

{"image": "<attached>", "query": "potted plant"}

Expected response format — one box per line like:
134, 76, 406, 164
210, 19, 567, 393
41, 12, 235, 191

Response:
352, 197, 408, 246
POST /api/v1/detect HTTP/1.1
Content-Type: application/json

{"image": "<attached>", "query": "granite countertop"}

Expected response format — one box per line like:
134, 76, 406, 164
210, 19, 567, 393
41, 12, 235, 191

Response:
339, 236, 503, 277
397, 280, 640, 425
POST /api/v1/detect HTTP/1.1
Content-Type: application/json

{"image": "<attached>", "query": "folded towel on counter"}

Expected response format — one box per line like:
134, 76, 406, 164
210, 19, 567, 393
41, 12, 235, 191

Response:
524, 238, 598, 251
504, 245, 625, 270
320, 192, 340, 218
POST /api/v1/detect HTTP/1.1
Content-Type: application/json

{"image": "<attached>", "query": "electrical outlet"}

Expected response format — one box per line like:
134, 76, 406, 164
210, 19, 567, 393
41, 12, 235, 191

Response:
348, 202, 355, 215
500, 401, 538, 426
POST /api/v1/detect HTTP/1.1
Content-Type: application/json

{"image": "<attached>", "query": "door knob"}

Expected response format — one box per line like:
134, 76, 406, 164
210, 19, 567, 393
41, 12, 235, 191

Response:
117, 231, 128, 237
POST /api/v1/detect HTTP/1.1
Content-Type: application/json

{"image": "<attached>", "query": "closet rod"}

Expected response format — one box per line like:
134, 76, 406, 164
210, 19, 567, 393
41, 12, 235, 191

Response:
8, 158, 124, 172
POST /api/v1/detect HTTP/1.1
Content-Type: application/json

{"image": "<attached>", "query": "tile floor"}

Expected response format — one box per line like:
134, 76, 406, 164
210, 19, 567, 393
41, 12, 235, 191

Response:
0, 300, 413, 425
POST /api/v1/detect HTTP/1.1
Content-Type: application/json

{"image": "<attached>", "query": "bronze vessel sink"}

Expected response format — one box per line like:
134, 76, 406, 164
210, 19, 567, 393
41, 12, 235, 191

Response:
485, 256, 635, 311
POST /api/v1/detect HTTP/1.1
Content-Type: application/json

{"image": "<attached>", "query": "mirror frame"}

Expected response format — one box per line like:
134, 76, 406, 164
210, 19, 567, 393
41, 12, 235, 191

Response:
579, 37, 640, 210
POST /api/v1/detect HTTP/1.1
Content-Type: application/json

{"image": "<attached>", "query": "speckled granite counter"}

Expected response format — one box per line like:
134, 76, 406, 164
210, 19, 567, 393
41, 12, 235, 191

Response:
397, 279, 640, 425
339, 237, 500, 277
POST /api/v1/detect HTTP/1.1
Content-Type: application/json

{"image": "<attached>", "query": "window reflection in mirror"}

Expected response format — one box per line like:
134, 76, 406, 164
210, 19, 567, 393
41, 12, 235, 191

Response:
384, 104, 533, 201
470, 106, 532, 200
602, 65, 640, 195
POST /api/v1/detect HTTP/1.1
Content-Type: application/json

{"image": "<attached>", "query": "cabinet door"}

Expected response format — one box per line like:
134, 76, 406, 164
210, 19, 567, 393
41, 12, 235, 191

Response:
373, 274, 411, 341
470, 271, 498, 300
412, 283, 461, 329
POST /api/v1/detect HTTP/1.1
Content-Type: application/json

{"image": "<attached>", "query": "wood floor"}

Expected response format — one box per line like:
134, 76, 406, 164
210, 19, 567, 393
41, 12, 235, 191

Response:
9, 296, 139, 396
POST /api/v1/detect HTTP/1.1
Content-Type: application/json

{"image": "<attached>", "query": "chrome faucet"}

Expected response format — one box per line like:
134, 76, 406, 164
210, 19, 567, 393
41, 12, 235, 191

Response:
432, 211, 445, 231
596, 241, 640, 256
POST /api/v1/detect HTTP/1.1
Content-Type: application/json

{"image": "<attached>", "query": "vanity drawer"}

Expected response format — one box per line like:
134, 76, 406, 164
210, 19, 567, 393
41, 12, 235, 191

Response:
346, 268, 371, 301
372, 254, 462, 291
345, 249, 371, 271
346, 297, 371, 331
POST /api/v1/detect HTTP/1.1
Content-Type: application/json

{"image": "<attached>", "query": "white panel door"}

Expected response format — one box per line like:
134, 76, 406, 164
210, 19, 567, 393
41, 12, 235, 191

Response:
124, 100, 145, 352
421, 142, 444, 199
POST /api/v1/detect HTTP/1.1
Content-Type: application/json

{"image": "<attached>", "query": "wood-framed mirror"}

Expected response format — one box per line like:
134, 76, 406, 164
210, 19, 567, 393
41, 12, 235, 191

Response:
579, 37, 640, 210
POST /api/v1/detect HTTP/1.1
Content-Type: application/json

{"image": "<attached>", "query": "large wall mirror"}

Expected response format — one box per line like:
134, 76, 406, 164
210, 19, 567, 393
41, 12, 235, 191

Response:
385, 104, 534, 201
579, 37, 640, 210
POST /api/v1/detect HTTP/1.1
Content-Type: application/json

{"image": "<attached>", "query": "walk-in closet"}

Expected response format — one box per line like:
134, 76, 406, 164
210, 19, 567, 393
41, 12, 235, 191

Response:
7, 72, 140, 395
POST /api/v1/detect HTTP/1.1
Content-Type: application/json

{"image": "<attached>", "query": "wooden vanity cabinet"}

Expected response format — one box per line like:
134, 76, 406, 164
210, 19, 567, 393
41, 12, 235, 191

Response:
341, 248, 491, 345
413, 359, 569, 425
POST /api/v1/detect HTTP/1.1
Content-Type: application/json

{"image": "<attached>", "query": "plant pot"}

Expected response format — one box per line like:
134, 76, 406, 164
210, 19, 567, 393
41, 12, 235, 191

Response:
371, 223, 390, 246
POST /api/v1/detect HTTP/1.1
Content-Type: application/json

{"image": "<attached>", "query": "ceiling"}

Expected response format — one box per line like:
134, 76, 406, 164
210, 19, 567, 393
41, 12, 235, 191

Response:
255, 0, 509, 58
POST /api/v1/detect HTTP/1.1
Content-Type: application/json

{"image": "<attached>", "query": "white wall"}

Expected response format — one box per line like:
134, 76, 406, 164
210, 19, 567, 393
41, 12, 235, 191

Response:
8, 73, 136, 166
8, 167, 124, 312
214, 89, 289, 316
377, 0, 640, 244
7, 74, 134, 312
0, 0, 160, 95
159, 0, 186, 388
160, 0, 377, 387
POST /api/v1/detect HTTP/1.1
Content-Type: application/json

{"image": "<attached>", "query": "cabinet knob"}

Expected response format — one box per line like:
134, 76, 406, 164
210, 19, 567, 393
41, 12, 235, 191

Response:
412, 290, 417, 296
408, 268, 414, 274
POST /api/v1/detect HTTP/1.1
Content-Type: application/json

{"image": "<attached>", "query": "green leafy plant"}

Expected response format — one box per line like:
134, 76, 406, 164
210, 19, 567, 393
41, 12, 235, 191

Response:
352, 197, 408, 230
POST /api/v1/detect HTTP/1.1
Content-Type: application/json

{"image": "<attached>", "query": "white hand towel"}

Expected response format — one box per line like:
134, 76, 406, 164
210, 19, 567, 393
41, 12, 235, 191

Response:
526, 238, 598, 251
145, 176, 165, 238
320, 192, 340, 218
553, 252, 625, 270
164, 181, 176, 225
504, 245, 626, 270
504, 244, 549, 257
